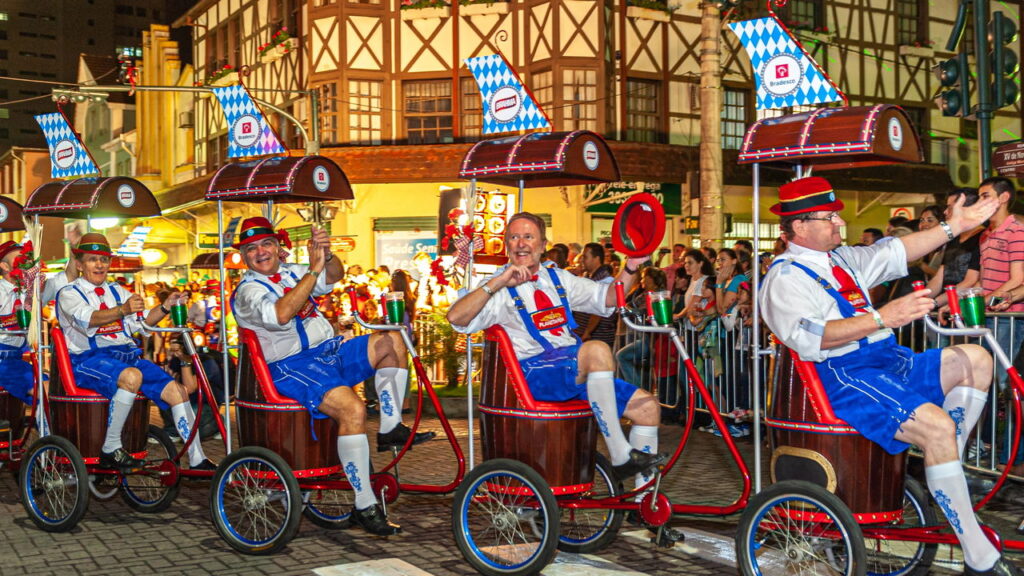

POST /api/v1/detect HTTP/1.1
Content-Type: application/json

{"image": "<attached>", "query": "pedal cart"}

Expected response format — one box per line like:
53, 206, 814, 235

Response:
202, 155, 465, 554
18, 177, 180, 531
733, 105, 1024, 575
449, 131, 751, 576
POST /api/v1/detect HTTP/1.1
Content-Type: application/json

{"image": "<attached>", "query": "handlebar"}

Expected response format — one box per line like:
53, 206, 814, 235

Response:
345, 286, 417, 353
615, 281, 677, 336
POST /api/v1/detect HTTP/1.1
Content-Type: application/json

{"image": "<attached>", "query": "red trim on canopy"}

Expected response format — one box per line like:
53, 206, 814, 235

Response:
459, 131, 620, 187
206, 155, 354, 204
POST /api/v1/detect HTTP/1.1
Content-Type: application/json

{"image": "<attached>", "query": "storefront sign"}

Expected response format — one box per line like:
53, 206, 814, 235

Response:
283, 222, 332, 243
375, 230, 438, 279
890, 207, 914, 219
331, 237, 356, 252
994, 141, 1024, 177
585, 182, 682, 215
683, 216, 700, 234
198, 216, 241, 249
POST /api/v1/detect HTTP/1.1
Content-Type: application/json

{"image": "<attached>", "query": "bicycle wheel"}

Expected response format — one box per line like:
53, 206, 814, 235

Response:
736, 480, 866, 576
303, 474, 354, 529
210, 447, 302, 555
452, 458, 560, 576
557, 453, 623, 553
120, 425, 181, 513
864, 477, 937, 576
19, 435, 89, 532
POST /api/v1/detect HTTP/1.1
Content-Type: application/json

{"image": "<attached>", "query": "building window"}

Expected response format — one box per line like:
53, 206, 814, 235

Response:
531, 70, 553, 111
460, 77, 482, 140
902, 106, 929, 162
896, 0, 923, 46
787, 0, 822, 29
403, 79, 452, 144
563, 69, 597, 131
625, 78, 661, 143
317, 83, 341, 145
721, 88, 748, 150
271, 0, 301, 34
349, 79, 382, 145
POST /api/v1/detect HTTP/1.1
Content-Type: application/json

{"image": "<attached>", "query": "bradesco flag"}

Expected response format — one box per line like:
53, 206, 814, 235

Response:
727, 17, 842, 110
35, 111, 101, 178
465, 53, 551, 135
211, 84, 287, 158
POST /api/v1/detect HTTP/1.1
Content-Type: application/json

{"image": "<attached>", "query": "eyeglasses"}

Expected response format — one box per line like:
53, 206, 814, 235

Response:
799, 212, 842, 223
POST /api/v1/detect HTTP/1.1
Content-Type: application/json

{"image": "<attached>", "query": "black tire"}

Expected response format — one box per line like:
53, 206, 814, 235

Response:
120, 425, 181, 513
864, 477, 937, 576
303, 474, 354, 529
452, 458, 560, 576
736, 480, 866, 576
557, 453, 623, 553
209, 447, 302, 555
19, 435, 89, 532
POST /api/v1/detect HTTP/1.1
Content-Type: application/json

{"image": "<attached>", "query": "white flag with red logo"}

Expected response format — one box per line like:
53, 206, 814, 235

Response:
35, 111, 101, 178
211, 85, 287, 158
465, 54, 551, 135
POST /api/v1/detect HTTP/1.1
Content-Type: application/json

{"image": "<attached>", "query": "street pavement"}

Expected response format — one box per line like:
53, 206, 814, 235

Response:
0, 410, 1022, 576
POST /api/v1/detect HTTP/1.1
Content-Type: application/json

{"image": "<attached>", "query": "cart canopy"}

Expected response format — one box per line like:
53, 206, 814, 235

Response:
459, 130, 620, 187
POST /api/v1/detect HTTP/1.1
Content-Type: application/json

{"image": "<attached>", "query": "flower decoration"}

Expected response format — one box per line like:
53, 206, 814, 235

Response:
208, 64, 236, 83
430, 208, 481, 287
9, 241, 41, 306
258, 27, 293, 54
401, 0, 450, 10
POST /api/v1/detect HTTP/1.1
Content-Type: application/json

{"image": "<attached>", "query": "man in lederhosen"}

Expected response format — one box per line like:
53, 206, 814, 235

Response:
231, 217, 433, 536
448, 212, 667, 486
759, 177, 1019, 576
57, 234, 215, 472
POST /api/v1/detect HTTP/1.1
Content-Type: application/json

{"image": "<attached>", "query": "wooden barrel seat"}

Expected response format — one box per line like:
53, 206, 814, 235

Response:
479, 326, 598, 496
768, 345, 906, 521
0, 388, 27, 452
48, 327, 148, 460
236, 328, 339, 474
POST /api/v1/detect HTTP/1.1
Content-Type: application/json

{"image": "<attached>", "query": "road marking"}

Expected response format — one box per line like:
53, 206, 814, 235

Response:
314, 558, 434, 576
545, 553, 647, 575
623, 528, 728, 565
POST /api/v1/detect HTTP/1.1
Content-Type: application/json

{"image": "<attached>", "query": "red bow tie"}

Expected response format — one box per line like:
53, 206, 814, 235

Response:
268, 274, 282, 283
531, 275, 539, 282
95, 286, 108, 310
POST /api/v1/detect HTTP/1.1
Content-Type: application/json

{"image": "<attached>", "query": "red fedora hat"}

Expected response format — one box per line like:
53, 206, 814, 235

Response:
611, 193, 666, 258
770, 176, 844, 217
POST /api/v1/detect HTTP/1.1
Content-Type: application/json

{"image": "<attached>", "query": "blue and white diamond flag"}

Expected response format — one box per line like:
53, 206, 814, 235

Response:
211, 85, 287, 158
727, 18, 842, 110
34, 112, 100, 178
465, 54, 551, 135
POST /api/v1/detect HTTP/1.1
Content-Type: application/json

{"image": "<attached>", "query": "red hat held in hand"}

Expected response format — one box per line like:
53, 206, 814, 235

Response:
770, 176, 844, 217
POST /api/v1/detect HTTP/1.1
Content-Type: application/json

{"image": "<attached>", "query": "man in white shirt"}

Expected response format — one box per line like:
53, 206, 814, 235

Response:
759, 177, 1018, 576
447, 213, 666, 485
231, 217, 429, 536
57, 234, 213, 472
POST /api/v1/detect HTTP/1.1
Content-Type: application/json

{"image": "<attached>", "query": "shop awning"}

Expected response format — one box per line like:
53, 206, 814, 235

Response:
458, 130, 620, 187
206, 155, 353, 203
24, 177, 161, 219
0, 196, 25, 232
191, 252, 246, 270
738, 104, 923, 170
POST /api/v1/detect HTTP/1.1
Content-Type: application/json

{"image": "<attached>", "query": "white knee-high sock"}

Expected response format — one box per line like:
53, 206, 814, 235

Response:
102, 388, 137, 453
942, 387, 989, 459
629, 425, 659, 489
171, 402, 208, 467
926, 461, 1000, 571
338, 434, 377, 510
587, 371, 632, 465
375, 367, 407, 434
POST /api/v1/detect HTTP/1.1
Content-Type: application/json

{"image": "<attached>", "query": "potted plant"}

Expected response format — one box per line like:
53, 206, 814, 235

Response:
208, 64, 238, 87
259, 27, 294, 64
401, 0, 451, 20
418, 308, 464, 389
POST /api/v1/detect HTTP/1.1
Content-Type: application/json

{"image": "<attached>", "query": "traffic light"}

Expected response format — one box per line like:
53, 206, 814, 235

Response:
989, 11, 1020, 109
934, 52, 971, 117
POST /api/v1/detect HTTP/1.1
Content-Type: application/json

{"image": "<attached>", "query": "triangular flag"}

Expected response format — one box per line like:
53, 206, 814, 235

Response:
34, 110, 101, 178
465, 53, 551, 135
727, 17, 842, 110
211, 84, 288, 158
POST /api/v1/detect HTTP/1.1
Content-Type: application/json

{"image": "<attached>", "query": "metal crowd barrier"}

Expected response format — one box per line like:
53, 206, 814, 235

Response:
612, 310, 1024, 477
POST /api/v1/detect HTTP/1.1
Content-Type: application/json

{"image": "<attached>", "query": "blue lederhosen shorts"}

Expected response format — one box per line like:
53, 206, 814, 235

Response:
72, 345, 173, 410
268, 335, 374, 419
521, 344, 637, 417
816, 336, 945, 455
0, 344, 35, 404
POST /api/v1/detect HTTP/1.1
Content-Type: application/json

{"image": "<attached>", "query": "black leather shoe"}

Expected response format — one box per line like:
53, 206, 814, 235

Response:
965, 557, 1024, 576
376, 423, 437, 452
99, 447, 144, 470
612, 449, 667, 483
190, 459, 218, 472
352, 504, 401, 536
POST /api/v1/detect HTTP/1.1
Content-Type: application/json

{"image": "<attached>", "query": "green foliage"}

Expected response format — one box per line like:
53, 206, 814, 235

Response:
626, 0, 675, 15
417, 309, 464, 387
400, 0, 449, 10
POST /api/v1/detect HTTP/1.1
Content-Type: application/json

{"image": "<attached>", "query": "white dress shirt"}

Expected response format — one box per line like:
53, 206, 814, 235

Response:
57, 277, 148, 354
232, 263, 333, 364
758, 238, 907, 362
450, 267, 615, 361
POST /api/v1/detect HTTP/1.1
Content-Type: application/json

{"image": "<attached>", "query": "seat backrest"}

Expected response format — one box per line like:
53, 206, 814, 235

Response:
238, 327, 299, 404
776, 345, 845, 426
482, 325, 590, 412
50, 326, 100, 397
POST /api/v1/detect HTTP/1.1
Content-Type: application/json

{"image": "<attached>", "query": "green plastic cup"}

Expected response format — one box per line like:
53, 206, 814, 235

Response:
16, 308, 30, 329
959, 287, 986, 328
385, 292, 405, 325
650, 290, 673, 326
170, 303, 188, 327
